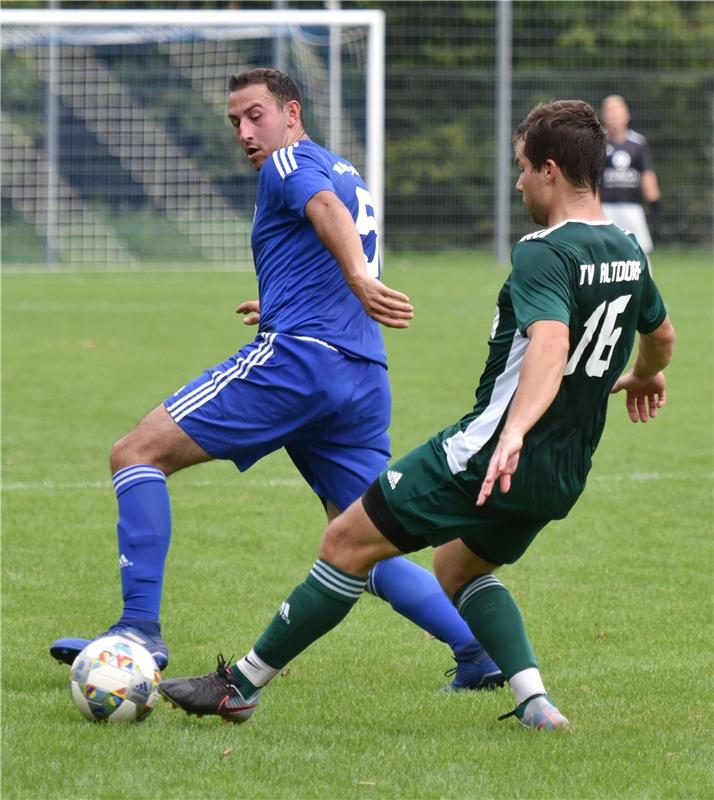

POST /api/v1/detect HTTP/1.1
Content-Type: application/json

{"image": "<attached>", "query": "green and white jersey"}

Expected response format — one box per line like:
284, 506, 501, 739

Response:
441, 219, 667, 519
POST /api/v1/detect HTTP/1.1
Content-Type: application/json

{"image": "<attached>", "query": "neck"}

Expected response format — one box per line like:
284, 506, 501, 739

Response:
286, 128, 309, 148
547, 189, 608, 227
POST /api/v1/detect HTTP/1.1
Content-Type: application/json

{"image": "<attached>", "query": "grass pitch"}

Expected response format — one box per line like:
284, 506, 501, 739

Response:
2, 250, 712, 799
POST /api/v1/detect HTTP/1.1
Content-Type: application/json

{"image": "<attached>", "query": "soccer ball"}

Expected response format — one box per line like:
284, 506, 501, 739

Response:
69, 635, 160, 723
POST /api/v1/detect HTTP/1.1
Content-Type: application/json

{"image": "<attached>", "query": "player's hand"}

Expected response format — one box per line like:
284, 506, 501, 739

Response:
610, 370, 666, 423
476, 430, 523, 506
351, 276, 414, 329
235, 299, 260, 326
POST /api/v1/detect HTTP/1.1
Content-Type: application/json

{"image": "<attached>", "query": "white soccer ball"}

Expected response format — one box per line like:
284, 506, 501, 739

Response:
69, 635, 160, 723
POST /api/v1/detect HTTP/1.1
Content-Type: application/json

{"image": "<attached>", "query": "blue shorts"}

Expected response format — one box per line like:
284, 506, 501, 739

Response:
164, 332, 391, 511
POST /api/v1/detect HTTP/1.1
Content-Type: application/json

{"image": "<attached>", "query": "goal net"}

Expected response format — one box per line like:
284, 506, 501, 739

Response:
1, 8, 384, 269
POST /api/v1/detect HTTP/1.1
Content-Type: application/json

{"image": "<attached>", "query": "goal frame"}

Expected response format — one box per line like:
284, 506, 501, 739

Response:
0, 7, 386, 252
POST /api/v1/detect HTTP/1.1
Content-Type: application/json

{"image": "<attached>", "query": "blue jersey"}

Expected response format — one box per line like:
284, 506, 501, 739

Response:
251, 139, 386, 366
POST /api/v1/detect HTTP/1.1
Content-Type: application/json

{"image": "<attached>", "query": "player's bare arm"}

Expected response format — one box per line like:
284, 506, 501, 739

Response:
477, 320, 570, 506
305, 190, 414, 329
611, 316, 675, 422
235, 299, 260, 325
641, 169, 661, 205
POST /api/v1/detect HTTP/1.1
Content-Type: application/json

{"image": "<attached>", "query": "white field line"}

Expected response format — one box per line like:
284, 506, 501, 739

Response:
589, 472, 713, 483
2, 477, 304, 491
2, 472, 711, 492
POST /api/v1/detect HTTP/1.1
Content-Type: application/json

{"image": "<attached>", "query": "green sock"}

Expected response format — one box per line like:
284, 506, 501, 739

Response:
231, 559, 366, 695
454, 574, 537, 680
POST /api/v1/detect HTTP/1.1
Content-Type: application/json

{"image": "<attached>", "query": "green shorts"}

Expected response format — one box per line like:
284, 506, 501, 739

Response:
362, 437, 549, 565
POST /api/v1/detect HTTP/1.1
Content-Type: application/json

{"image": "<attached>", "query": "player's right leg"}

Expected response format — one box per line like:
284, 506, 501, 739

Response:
50, 404, 213, 670
51, 332, 359, 669
159, 498, 401, 721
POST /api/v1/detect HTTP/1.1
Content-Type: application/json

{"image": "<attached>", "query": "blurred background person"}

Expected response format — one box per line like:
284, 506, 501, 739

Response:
600, 94, 661, 254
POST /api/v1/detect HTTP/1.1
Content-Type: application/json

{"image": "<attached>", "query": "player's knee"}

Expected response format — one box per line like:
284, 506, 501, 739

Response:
318, 518, 369, 575
318, 518, 350, 562
433, 541, 499, 599
110, 422, 170, 473
109, 404, 188, 474
110, 430, 145, 473
434, 559, 487, 600
434, 568, 458, 600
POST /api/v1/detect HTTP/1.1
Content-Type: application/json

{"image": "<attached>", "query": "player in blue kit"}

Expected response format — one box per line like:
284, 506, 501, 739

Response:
50, 69, 502, 692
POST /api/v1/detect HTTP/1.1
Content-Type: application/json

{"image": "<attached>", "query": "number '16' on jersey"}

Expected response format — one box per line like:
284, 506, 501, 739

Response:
441, 219, 667, 520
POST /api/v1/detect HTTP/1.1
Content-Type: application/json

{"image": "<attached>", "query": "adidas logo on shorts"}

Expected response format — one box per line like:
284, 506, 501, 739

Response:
386, 470, 403, 490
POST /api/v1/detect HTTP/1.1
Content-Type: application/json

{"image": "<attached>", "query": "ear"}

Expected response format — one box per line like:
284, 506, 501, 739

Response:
285, 99, 302, 128
543, 159, 559, 183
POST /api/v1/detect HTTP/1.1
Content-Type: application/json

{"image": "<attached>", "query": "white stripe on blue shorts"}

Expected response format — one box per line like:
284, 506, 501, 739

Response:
166, 333, 276, 423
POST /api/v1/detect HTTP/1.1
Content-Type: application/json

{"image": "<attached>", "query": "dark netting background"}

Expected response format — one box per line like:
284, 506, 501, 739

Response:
375, 0, 712, 252
2, 0, 712, 266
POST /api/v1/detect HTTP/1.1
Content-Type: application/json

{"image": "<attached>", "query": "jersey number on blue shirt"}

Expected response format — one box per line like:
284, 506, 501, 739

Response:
355, 186, 380, 278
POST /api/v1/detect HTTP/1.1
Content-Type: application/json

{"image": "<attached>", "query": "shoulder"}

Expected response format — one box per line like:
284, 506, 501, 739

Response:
268, 143, 302, 181
517, 227, 550, 243
513, 229, 549, 265
515, 219, 574, 246
626, 129, 647, 146
265, 140, 332, 181
513, 221, 594, 273
512, 230, 565, 274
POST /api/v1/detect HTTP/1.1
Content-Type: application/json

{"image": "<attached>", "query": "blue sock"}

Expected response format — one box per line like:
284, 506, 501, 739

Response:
367, 556, 475, 653
113, 465, 171, 624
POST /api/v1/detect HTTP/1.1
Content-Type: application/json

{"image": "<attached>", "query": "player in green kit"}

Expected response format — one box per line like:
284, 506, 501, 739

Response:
159, 100, 676, 731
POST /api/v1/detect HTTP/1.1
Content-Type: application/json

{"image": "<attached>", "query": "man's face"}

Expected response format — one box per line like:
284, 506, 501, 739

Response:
514, 138, 549, 226
600, 99, 629, 135
227, 83, 300, 170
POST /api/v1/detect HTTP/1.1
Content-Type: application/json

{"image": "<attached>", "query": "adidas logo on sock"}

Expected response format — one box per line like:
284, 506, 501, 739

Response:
279, 602, 291, 625
387, 470, 403, 490
118, 553, 134, 568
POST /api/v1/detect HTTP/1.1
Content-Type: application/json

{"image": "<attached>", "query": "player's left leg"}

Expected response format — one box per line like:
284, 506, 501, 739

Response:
360, 441, 567, 729
435, 538, 569, 730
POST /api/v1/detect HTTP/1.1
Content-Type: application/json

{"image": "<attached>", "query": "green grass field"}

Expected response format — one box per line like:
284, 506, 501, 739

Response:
2, 251, 712, 799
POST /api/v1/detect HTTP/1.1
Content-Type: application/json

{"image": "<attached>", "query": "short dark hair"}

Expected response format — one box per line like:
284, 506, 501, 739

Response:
228, 68, 303, 110
514, 100, 606, 192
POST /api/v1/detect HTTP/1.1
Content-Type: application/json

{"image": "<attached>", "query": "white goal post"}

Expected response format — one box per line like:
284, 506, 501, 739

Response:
0, 7, 384, 268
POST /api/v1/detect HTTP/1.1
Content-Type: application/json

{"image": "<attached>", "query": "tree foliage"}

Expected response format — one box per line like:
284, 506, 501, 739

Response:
371, 0, 713, 248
